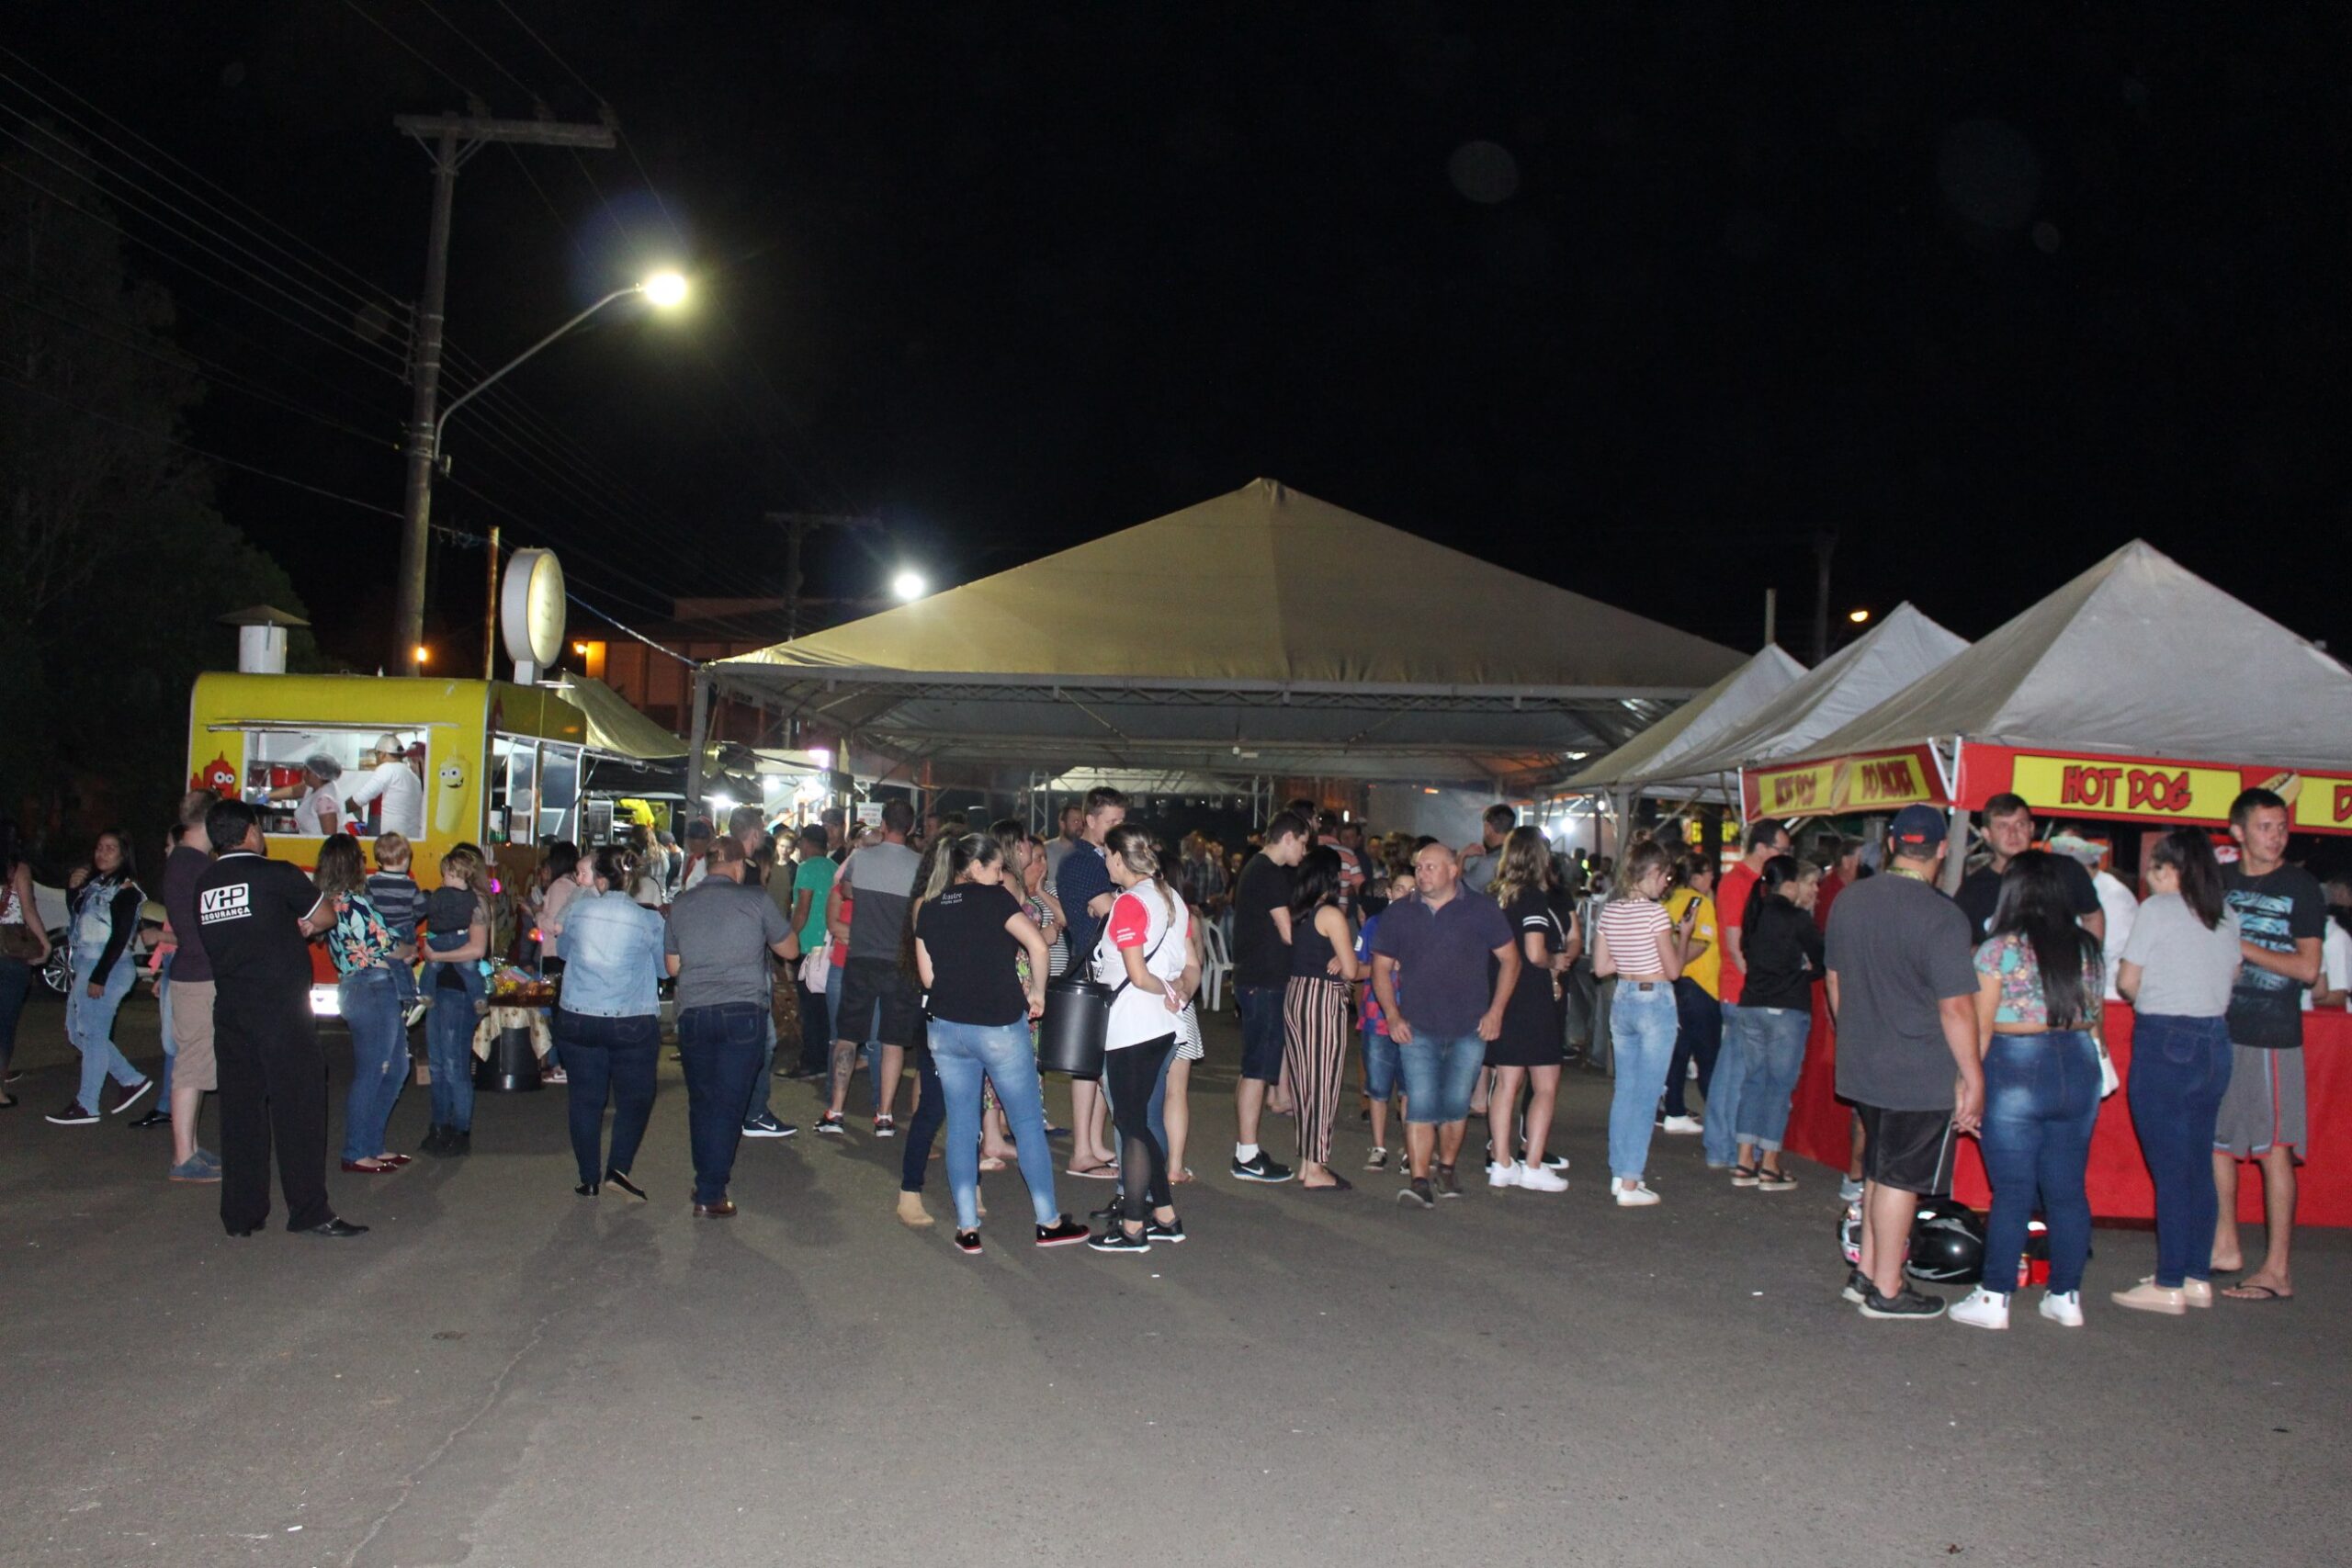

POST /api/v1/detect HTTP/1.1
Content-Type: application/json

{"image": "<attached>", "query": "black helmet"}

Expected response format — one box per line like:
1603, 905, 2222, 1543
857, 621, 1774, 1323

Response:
1905, 1200, 1985, 1284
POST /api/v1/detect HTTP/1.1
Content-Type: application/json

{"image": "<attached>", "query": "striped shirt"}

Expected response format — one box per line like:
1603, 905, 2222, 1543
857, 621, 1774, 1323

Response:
1595, 896, 1672, 976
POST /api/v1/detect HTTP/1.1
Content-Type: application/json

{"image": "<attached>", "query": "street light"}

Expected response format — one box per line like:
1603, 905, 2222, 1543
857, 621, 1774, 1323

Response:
433, 271, 689, 461
1847, 608, 1871, 625
891, 570, 927, 603
413, 644, 431, 671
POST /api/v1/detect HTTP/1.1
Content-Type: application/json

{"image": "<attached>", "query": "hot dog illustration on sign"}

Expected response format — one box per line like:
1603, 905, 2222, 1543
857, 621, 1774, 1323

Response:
435, 759, 466, 836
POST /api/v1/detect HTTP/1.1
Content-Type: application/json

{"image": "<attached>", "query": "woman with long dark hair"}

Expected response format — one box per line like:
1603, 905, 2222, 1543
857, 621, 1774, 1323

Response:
47, 829, 153, 1125
911, 831, 1090, 1253
2110, 829, 2244, 1314
1088, 825, 1192, 1252
1951, 850, 2107, 1331
1486, 827, 1569, 1191
550, 845, 667, 1199
0, 817, 50, 1109
1726, 855, 1824, 1191
1282, 846, 1362, 1190
312, 834, 413, 1173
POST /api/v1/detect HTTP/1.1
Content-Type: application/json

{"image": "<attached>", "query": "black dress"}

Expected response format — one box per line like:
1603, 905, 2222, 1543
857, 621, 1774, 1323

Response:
1489, 888, 1566, 1067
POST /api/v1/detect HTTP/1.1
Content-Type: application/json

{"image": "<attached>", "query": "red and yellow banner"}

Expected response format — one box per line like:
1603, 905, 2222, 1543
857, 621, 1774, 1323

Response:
1743, 745, 1942, 819
1966, 747, 2352, 836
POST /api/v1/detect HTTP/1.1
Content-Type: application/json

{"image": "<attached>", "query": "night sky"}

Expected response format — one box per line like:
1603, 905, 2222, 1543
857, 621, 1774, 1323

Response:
12, 3, 2349, 671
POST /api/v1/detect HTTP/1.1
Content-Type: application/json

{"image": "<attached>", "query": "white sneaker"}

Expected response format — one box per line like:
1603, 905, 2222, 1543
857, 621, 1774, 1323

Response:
1950, 1287, 2010, 1330
2182, 1279, 2213, 1309
1516, 1165, 1568, 1192
1487, 1161, 1521, 1189
1613, 1181, 1660, 1207
1658, 1114, 1702, 1135
2038, 1290, 2085, 1328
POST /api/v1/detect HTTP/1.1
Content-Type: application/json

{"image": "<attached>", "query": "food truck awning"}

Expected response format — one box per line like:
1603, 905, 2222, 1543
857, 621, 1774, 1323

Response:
1564, 644, 1804, 793
1743, 540, 2352, 831
694, 478, 1743, 784
555, 675, 687, 761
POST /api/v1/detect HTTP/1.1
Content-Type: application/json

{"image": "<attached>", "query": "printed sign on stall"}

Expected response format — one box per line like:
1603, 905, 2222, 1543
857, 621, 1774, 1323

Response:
2007, 754, 2244, 825
1742, 744, 1942, 818
2289, 774, 2352, 832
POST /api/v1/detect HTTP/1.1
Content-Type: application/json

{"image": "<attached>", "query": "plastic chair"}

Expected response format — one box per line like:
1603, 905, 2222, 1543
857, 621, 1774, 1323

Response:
1201, 920, 1234, 1015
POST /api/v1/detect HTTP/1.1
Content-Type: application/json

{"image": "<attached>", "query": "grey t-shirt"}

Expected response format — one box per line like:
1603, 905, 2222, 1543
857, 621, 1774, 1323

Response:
2119, 892, 2242, 1020
1460, 848, 1500, 896
664, 879, 792, 1011
1825, 872, 1978, 1112
843, 840, 922, 962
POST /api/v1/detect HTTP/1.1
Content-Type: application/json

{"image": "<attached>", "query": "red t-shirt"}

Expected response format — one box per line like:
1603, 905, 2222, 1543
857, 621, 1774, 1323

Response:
1814, 870, 1847, 932
1717, 862, 1760, 1004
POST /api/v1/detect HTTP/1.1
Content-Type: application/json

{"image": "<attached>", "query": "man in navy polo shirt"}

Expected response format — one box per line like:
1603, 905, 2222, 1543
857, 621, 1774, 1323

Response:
1371, 841, 1520, 1207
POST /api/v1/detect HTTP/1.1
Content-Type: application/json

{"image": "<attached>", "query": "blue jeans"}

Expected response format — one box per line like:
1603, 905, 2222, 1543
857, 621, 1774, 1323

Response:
1663, 976, 1721, 1117
931, 1019, 1064, 1231
902, 1043, 946, 1193
1703, 1000, 1751, 1166
339, 966, 409, 1163
1606, 982, 1679, 1180
1396, 1031, 1485, 1125
156, 958, 175, 1100
1362, 1025, 1399, 1100
677, 1002, 763, 1203
1980, 1031, 2103, 1295
557, 1010, 660, 1188
68, 956, 141, 1111
0, 955, 30, 1076
1732, 1004, 1812, 1152
2127, 1013, 2233, 1288
743, 1010, 777, 1126
425, 974, 481, 1132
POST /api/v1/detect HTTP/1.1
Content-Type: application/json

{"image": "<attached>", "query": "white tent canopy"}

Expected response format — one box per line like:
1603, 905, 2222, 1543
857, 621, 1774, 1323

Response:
696, 479, 1743, 784
1567, 645, 1804, 791
1782, 541, 2352, 772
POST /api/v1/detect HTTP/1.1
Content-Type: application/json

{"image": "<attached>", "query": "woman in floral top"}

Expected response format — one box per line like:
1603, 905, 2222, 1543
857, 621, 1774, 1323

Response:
1951, 850, 2108, 1333
315, 834, 414, 1174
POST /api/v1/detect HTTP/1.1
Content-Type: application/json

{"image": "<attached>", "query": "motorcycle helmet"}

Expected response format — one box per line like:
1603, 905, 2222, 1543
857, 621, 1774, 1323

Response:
1905, 1200, 1985, 1284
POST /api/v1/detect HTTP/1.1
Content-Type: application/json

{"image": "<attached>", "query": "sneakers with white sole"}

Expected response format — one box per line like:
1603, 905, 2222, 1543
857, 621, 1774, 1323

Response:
1658, 1114, 1702, 1135
1516, 1165, 1568, 1192
1612, 1181, 1660, 1207
1487, 1161, 1520, 1189
2038, 1290, 2085, 1328
1950, 1287, 2011, 1330
2109, 1279, 2185, 1315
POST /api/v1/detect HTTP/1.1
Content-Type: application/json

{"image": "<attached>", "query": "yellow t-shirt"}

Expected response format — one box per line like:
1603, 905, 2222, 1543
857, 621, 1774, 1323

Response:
1664, 887, 1720, 998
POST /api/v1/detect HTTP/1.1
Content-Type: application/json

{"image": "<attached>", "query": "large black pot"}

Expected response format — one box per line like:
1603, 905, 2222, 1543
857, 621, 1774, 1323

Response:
1036, 976, 1114, 1078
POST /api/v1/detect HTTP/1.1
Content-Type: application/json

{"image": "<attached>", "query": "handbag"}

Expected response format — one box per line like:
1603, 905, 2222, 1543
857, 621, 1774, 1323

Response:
1039, 922, 1170, 1077
0, 921, 39, 963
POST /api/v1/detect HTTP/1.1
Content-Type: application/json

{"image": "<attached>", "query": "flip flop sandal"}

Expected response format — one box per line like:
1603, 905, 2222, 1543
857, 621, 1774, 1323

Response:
1302, 1176, 1354, 1192
978, 1157, 1009, 1172
1170, 1168, 1197, 1184
1066, 1162, 1119, 1179
1728, 1165, 1761, 1187
2223, 1283, 2291, 1302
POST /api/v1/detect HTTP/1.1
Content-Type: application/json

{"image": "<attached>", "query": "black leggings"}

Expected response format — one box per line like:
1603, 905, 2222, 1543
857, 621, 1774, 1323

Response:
1103, 1035, 1175, 1225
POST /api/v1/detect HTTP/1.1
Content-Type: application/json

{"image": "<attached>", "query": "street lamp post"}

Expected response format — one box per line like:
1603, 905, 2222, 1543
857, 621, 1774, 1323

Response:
392, 272, 687, 659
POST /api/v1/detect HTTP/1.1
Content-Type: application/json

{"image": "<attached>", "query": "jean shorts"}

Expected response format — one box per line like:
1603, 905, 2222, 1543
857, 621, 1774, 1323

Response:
1396, 1031, 1486, 1125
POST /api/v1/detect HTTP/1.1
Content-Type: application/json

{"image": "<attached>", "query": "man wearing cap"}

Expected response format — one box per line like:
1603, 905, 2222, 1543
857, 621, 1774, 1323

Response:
343, 734, 424, 840
1824, 804, 1982, 1321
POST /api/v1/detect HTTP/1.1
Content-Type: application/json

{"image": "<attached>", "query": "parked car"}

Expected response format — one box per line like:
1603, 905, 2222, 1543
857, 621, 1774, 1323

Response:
30, 882, 160, 996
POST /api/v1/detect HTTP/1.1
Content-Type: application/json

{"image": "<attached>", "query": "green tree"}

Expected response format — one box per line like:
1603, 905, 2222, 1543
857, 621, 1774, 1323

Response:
1, 133, 319, 855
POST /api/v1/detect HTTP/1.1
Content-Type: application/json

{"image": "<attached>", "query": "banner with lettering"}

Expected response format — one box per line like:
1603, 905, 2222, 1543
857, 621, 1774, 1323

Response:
1741, 744, 1944, 819
1964, 747, 2352, 835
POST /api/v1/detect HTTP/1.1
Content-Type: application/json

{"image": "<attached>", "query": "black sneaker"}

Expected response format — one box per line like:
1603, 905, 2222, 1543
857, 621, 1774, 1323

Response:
128, 1107, 171, 1130
443, 1130, 471, 1157
420, 1123, 449, 1155
1840, 1268, 1871, 1304
813, 1113, 847, 1135
1396, 1178, 1435, 1210
1035, 1216, 1091, 1247
953, 1229, 984, 1256
1859, 1286, 1946, 1321
1088, 1225, 1151, 1254
46, 1101, 98, 1125
1143, 1216, 1187, 1244
1230, 1151, 1295, 1184
741, 1114, 795, 1139
1434, 1163, 1464, 1200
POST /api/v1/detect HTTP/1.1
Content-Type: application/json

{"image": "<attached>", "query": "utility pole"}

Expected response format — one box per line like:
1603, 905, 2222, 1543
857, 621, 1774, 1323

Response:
1762, 586, 1777, 650
765, 511, 883, 639
391, 112, 616, 667
482, 524, 500, 679
1811, 529, 1838, 665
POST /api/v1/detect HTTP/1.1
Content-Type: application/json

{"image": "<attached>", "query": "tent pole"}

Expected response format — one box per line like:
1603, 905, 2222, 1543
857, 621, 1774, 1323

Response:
684, 670, 711, 828
1940, 804, 1968, 893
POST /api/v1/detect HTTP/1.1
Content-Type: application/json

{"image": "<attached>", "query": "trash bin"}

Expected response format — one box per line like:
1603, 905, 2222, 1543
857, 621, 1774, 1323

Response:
475, 1013, 542, 1093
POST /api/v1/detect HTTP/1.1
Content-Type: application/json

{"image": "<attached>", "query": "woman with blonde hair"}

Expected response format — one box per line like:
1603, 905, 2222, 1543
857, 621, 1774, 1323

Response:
1592, 839, 1695, 1206
1087, 825, 1193, 1252
1486, 826, 1570, 1191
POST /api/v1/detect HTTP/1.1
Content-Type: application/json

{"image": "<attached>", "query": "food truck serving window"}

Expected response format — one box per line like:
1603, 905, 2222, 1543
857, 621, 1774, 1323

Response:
490, 737, 538, 847
238, 728, 428, 840
537, 745, 582, 843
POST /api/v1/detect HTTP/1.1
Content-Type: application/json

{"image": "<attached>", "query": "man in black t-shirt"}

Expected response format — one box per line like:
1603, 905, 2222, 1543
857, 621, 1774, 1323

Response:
1228, 810, 1309, 1183
1952, 795, 2105, 943
193, 799, 365, 1239
2212, 788, 2324, 1303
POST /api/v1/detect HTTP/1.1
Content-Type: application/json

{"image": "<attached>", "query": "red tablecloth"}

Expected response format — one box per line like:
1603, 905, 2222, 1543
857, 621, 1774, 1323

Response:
1782, 1000, 2352, 1227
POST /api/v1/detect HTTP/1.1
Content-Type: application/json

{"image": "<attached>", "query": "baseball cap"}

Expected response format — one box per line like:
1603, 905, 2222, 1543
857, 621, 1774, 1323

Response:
1889, 804, 1946, 852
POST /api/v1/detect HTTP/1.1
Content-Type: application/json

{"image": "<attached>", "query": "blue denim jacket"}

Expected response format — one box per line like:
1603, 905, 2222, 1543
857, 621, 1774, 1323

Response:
553, 891, 667, 1018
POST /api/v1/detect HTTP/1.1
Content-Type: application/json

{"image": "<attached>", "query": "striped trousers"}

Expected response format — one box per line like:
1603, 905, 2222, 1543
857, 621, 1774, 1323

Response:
1283, 975, 1351, 1166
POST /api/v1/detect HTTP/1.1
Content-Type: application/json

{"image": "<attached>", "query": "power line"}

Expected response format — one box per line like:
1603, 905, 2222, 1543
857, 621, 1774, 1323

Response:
338, 0, 480, 101
414, 0, 543, 102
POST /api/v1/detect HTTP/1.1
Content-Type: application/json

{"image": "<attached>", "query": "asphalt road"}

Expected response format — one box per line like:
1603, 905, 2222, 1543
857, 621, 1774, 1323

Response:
2, 989, 2343, 1568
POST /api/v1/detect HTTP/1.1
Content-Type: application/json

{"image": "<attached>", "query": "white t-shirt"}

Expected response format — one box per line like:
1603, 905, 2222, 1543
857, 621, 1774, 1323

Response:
1093, 881, 1191, 1050
291, 785, 339, 836
2092, 869, 2139, 1002
345, 759, 424, 838
2118, 892, 2242, 1019
2301, 920, 2350, 1011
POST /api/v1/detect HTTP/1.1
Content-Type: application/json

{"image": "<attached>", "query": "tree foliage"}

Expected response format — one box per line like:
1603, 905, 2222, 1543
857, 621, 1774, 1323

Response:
2, 135, 321, 859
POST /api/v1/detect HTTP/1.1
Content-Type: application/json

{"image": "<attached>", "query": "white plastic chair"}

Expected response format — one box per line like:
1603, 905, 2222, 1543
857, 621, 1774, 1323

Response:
1201, 919, 1234, 1015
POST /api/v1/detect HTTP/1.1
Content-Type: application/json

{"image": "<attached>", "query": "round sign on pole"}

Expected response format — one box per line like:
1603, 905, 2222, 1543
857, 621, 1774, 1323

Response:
501, 547, 566, 679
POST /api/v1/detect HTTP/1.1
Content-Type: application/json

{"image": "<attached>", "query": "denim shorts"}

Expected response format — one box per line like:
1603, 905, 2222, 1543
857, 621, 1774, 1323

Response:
1396, 1032, 1486, 1125
1362, 1026, 1399, 1100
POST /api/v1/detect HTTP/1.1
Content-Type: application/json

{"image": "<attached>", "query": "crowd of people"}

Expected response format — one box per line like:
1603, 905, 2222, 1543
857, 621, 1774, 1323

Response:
0, 784, 2335, 1314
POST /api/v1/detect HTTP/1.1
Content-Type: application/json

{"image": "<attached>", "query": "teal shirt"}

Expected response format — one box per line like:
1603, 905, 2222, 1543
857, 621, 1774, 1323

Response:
790, 855, 837, 953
